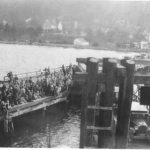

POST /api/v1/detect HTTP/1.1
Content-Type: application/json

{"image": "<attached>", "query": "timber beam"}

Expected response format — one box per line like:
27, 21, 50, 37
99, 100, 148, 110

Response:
78, 63, 86, 72
76, 58, 102, 65
75, 62, 150, 85
76, 58, 87, 64
73, 72, 106, 84
134, 59, 150, 66
134, 72, 150, 84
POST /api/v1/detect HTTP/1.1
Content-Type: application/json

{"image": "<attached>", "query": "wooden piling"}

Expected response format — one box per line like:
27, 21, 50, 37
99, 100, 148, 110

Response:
86, 57, 92, 73
80, 85, 88, 148
115, 59, 135, 148
42, 105, 46, 117
86, 58, 99, 147
79, 57, 99, 148
4, 112, 9, 134
98, 58, 117, 148
9, 118, 14, 134
86, 58, 99, 106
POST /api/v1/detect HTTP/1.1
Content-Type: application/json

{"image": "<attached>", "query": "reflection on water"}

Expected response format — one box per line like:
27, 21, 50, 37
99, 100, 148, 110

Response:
0, 102, 81, 148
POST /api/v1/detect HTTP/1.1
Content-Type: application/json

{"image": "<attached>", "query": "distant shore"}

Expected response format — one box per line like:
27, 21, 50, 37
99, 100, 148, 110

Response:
0, 40, 147, 54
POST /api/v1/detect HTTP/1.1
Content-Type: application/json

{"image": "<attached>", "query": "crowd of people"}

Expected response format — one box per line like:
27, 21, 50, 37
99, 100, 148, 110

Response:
0, 64, 74, 114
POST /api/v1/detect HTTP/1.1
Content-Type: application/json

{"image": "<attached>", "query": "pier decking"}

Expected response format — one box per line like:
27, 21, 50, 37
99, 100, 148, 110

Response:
0, 93, 68, 134
74, 56, 150, 148
0, 93, 68, 121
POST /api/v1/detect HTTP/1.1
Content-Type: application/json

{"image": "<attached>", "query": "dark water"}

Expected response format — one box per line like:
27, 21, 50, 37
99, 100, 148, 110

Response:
0, 102, 81, 148
1, 101, 150, 148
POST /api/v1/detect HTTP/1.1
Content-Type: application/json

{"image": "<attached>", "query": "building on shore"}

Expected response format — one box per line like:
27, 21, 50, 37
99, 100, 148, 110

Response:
73, 38, 89, 48
140, 41, 150, 50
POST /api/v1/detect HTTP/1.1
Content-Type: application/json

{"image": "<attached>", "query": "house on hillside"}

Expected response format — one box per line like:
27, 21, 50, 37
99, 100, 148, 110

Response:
42, 20, 52, 32
43, 19, 64, 33
57, 21, 63, 32
74, 38, 89, 48
140, 41, 150, 50
42, 19, 59, 33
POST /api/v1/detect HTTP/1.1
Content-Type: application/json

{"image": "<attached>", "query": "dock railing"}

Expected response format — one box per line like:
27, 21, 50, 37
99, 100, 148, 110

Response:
3, 65, 71, 82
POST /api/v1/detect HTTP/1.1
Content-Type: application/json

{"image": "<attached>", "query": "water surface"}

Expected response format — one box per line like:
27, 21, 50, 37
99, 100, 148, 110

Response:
0, 44, 141, 148
0, 43, 139, 79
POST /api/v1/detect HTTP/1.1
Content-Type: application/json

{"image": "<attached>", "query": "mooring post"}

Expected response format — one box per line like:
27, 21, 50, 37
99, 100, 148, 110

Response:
86, 57, 99, 147
9, 117, 14, 134
79, 57, 99, 148
42, 106, 46, 117
98, 58, 117, 148
115, 63, 126, 148
115, 59, 135, 148
80, 85, 88, 148
86, 57, 92, 73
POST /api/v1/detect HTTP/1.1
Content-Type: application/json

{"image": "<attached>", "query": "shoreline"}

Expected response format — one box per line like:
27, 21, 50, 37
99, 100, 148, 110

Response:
0, 40, 146, 54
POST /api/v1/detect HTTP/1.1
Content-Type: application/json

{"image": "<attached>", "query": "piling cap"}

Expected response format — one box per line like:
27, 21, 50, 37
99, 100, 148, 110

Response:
126, 60, 135, 65
108, 58, 117, 64
89, 57, 99, 63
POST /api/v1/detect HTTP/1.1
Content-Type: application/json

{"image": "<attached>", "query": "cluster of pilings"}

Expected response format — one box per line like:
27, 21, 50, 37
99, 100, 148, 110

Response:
74, 57, 135, 148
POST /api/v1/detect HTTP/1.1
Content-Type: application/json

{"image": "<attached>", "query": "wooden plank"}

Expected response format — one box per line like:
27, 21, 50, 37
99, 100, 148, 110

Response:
80, 57, 99, 148
80, 86, 88, 148
76, 58, 87, 64
134, 72, 150, 84
0, 116, 4, 121
9, 97, 51, 112
116, 59, 135, 148
74, 71, 105, 83
70, 90, 82, 95
76, 57, 102, 65
87, 106, 112, 110
84, 57, 99, 147
97, 73, 105, 83
134, 59, 150, 66
4, 113, 9, 133
134, 72, 150, 76
87, 57, 99, 107
9, 97, 67, 118
8, 94, 67, 113
78, 63, 86, 72
98, 58, 117, 148
73, 72, 88, 83
46, 97, 67, 107
84, 146, 97, 149
116, 64, 126, 79
131, 112, 148, 115
87, 126, 112, 131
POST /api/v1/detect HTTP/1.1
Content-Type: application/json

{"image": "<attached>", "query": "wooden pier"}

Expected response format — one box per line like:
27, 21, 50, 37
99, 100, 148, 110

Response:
0, 93, 68, 134
74, 56, 150, 149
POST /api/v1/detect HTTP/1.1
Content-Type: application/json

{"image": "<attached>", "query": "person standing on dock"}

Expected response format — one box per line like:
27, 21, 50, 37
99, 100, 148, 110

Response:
1, 82, 7, 102
12, 78, 20, 105
62, 65, 66, 76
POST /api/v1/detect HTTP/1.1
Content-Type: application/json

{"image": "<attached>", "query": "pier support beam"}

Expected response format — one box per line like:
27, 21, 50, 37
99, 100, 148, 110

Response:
4, 113, 9, 134
42, 107, 46, 117
86, 58, 99, 147
3, 112, 14, 135
80, 57, 99, 148
116, 59, 135, 148
98, 58, 117, 148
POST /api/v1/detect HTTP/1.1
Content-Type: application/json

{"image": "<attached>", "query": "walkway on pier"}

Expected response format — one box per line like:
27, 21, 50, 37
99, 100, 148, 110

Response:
0, 93, 68, 122
0, 64, 74, 134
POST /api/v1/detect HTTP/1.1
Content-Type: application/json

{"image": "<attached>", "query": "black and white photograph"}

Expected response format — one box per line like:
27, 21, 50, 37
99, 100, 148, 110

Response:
0, 0, 150, 148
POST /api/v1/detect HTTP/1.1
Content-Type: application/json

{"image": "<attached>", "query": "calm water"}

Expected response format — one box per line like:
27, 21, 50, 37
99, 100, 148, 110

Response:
0, 43, 139, 79
0, 44, 140, 148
